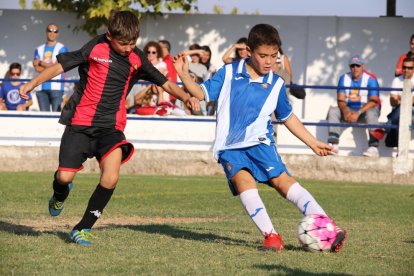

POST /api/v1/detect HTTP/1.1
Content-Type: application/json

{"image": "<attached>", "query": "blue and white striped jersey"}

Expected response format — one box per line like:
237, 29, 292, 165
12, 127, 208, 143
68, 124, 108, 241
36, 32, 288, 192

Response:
200, 59, 293, 159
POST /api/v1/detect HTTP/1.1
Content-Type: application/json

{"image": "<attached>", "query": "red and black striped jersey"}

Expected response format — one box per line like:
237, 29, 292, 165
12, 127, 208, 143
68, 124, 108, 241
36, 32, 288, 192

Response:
57, 34, 167, 131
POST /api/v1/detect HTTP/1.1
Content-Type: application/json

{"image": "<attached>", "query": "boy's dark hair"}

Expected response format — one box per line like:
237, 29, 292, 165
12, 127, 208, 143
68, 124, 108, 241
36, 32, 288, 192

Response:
108, 10, 140, 42
247, 24, 281, 51
9, 62, 22, 72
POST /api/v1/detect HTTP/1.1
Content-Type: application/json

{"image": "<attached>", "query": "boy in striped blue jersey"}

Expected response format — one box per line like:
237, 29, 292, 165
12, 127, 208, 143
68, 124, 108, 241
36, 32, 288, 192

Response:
174, 24, 346, 253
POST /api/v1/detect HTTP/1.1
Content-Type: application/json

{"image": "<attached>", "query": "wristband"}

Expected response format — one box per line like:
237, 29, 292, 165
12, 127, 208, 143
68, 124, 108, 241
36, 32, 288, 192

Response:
358, 109, 363, 115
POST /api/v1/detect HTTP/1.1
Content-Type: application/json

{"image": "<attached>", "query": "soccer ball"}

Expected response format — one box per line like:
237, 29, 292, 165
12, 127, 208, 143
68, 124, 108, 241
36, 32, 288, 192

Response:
297, 214, 337, 252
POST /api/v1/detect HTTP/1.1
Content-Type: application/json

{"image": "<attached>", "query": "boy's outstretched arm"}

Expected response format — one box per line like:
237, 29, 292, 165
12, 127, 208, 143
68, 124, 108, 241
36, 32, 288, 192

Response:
283, 114, 333, 156
19, 63, 64, 100
161, 80, 200, 111
173, 53, 205, 101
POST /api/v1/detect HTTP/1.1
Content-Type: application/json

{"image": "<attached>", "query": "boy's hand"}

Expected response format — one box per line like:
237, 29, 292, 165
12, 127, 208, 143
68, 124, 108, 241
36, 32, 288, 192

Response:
19, 83, 34, 100
184, 96, 200, 112
310, 140, 333, 156
185, 96, 200, 112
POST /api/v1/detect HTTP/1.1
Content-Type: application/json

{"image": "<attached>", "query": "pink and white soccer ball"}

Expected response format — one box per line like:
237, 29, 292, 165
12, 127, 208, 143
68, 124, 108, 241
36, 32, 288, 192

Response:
297, 214, 337, 252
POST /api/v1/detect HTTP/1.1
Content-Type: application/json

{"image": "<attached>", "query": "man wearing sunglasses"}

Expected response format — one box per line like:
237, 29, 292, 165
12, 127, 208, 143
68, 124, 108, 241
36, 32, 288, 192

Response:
385, 57, 414, 147
33, 23, 68, 112
327, 55, 381, 157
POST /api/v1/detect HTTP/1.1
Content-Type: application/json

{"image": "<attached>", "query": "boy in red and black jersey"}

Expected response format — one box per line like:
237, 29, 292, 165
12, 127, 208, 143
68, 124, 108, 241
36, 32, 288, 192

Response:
19, 10, 199, 246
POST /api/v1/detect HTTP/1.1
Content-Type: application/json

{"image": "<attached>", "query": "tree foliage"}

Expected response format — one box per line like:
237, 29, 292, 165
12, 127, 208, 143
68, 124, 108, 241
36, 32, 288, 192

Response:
20, 0, 198, 35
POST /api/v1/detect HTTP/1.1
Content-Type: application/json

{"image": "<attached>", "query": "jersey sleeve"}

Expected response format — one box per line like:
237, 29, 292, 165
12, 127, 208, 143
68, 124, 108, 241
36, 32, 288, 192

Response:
274, 83, 293, 122
56, 36, 99, 72
200, 66, 225, 102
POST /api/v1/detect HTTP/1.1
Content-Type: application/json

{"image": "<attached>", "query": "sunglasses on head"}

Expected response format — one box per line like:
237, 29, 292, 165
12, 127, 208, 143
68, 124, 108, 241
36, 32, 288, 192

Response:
147, 51, 157, 55
350, 64, 361, 68
10, 71, 21, 76
402, 65, 414, 70
47, 28, 59, 33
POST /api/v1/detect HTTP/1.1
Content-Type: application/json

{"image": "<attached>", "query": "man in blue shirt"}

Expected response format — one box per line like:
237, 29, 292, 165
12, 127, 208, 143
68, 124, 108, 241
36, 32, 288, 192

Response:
327, 55, 381, 157
0, 63, 32, 111
174, 24, 346, 253
33, 23, 68, 112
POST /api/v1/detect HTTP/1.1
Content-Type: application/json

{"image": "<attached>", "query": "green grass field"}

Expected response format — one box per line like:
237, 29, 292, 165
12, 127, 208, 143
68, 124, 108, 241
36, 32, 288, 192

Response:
1, 172, 413, 275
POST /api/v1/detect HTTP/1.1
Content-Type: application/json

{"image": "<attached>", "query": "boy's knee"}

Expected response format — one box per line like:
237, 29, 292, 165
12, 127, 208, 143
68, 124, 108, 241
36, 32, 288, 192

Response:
100, 173, 119, 189
56, 170, 75, 184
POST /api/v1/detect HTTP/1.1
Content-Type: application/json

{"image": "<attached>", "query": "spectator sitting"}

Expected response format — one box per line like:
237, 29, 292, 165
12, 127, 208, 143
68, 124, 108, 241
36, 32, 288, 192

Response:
200, 45, 217, 79
222, 37, 249, 64
272, 48, 292, 85
200, 45, 218, 115
385, 56, 414, 147
0, 63, 32, 111
181, 44, 209, 115
326, 55, 382, 157
183, 43, 209, 81
182, 72, 204, 116
394, 34, 414, 77
159, 40, 178, 83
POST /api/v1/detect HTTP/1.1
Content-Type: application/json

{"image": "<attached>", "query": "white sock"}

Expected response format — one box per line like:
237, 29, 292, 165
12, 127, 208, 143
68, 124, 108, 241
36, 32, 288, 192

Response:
286, 182, 327, 216
239, 189, 276, 236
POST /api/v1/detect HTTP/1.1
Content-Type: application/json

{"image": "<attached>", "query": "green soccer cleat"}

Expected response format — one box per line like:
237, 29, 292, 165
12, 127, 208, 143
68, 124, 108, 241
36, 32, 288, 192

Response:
69, 229, 93, 246
48, 182, 73, 216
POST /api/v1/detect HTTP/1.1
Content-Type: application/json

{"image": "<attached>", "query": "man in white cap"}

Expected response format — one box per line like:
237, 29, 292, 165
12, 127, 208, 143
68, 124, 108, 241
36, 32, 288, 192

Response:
326, 55, 382, 157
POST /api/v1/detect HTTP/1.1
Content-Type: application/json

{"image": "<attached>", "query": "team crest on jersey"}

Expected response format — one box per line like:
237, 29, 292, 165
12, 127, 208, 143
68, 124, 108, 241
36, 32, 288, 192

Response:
261, 83, 269, 89
226, 162, 232, 173
348, 89, 361, 102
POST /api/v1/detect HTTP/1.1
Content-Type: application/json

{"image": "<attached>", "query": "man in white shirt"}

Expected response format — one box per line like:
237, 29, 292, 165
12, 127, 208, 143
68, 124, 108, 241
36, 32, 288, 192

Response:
385, 57, 414, 147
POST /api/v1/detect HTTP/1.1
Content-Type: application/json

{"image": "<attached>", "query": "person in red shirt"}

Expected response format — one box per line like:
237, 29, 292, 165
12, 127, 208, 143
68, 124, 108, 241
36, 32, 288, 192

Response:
395, 34, 414, 77
19, 10, 199, 246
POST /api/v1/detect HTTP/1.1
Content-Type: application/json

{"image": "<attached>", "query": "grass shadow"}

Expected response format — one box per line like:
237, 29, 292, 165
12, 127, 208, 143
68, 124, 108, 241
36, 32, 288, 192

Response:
122, 223, 257, 248
0, 220, 41, 236
0, 220, 71, 243
253, 264, 352, 276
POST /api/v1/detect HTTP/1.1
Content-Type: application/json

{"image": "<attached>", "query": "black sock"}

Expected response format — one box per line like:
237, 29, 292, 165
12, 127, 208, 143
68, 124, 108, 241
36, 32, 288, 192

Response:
73, 184, 114, 231
53, 171, 71, 202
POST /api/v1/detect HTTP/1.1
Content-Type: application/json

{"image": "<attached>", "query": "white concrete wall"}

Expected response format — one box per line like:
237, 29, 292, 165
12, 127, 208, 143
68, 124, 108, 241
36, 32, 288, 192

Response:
1, 112, 413, 158
0, 10, 413, 156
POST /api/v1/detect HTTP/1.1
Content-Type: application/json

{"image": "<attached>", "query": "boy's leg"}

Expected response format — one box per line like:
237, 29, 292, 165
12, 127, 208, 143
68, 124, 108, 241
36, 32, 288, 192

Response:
49, 170, 76, 216
233, 170, 276, 236
269, 172, 326, 216
271, 173, 346, 252
233, 170, 284, 251
71, 148, 121, 241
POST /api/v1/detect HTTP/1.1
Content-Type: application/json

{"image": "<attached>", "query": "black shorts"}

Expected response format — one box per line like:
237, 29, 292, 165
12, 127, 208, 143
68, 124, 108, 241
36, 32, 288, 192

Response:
58, 125, 134, 172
